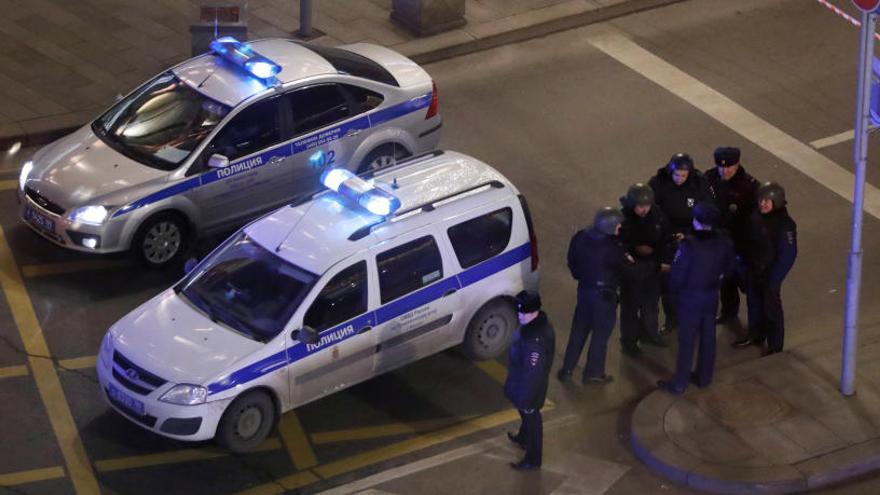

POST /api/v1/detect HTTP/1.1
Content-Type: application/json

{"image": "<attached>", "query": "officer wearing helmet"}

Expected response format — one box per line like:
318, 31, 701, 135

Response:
705, 147, 760, 323
732, 182, 797, 355
648, 152, 715, 333
658, 202, 735, 395
618, 183, 673, 357
560, 207, 632, 384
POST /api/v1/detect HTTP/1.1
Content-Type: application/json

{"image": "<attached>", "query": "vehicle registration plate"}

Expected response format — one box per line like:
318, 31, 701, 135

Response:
25, 205, 54, 232
109, 382, 145, 416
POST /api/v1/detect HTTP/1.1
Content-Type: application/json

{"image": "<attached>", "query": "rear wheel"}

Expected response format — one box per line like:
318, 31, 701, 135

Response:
357, 144, 410, 174
131, 213, 188, 268
461, 299, 517, 360
216, 391, 276, 453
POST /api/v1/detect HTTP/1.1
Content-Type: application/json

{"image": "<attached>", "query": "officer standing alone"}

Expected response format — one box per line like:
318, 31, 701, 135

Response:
559, 207, 630, 384
504, 290, 555, 471
658, 203, 735, 394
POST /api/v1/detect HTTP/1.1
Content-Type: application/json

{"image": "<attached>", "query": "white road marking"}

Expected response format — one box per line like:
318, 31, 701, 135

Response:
810, 129, 855, 149
587, 27, 880, 220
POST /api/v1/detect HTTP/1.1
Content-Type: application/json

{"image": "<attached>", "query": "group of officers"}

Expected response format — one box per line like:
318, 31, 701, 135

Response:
503, 146, 798, 471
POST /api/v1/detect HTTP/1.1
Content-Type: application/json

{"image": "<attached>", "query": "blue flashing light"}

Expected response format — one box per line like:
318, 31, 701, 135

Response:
210, 37, 281, 81
321, 168, 354, 191
359, 190, 401, 216
320, 168, 401, 216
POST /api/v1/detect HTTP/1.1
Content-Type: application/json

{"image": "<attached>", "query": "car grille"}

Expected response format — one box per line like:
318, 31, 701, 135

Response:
25, 187, 65, 215
112, 351, 168, 396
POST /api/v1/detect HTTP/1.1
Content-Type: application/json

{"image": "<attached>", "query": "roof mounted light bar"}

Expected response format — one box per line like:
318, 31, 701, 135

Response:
210, 37, 281, 80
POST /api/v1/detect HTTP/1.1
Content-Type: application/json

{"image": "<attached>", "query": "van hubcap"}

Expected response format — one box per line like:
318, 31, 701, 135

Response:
478, 313, 508, 350
369, 154, 395, 170
143, 221, 181, 264
236, 406, 263, 439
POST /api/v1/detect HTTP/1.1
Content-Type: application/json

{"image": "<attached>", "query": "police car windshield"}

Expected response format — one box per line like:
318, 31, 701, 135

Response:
93, 72, 230, 171
177, 233, 317, 342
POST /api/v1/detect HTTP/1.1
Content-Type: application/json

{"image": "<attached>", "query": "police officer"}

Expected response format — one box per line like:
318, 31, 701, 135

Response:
648, 152, 715, 333
559, 207, 630, 384
705, 147, 760, 323
618, 183, 672, 357
658, 203, 735, 394
732, 182, 797, 355
504, 290, 555, 471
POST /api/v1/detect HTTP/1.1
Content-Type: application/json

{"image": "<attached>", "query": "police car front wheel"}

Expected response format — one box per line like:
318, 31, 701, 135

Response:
216, 390, 276, 453
462, 299, 516, 360
132, 214, 188, 268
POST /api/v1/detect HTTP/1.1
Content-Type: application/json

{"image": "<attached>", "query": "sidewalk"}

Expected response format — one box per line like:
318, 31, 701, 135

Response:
0, 0, 679, 148
631, 331, 880, 494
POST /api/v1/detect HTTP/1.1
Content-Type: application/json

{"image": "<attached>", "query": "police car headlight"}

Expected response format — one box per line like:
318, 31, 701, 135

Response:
160, 384, 208, 405
99, 332, 113, 368
70, 205, 109, 225
19, 160, 33, 191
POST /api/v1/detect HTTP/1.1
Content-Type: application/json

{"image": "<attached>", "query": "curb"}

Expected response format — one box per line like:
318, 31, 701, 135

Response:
0, 0, 683, 150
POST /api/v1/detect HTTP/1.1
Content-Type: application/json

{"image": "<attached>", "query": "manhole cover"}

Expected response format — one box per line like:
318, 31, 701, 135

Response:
695, 380, 791, 428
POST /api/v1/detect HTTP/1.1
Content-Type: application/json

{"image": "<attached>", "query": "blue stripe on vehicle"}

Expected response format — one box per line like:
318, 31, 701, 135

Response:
112, 93, 431, 219
205, 240, 529, 395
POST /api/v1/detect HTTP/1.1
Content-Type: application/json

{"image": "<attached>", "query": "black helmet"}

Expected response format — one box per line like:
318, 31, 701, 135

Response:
757, 182, 786, 210
666, 152, 695, 174
693, 202, 721, 228
622, 183, 655, 208
593, 206, 624, 236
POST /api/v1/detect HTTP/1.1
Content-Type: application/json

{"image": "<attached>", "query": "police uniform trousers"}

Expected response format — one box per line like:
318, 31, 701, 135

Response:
512, 408, 543, 465
562, 287, 617, 378
747, 276, 785, 352
660, 271, 678, 329
719, 260, 746, 319
671, 294, 717, 390
620, 269, 661, 349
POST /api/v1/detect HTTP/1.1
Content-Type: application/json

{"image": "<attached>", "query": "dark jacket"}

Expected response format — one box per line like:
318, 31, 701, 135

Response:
705, 165, 760, 251
567, 227, 627, 291
746, 207, 797, 285
619, 205, 674, 267
669, 230, 736, 311
648, 166, 715, 236
504, 312, 555, 410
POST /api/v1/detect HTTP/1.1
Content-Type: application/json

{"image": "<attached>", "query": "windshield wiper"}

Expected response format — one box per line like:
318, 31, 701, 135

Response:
210, 305, 267, 343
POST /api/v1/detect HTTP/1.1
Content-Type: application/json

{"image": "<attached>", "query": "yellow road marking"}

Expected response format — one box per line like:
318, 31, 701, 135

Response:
0, 228, 99, 494
21, 259, 130, 278
57, 356, 96, 370
0, 365, 28, 379
0, 466, 65, 486
236, 471, 319, 495
474, 360, 508, 384
278, 411, 318, 470
0, 180, 15, 191
311, 416, 471, 445
95, 438, 282, 472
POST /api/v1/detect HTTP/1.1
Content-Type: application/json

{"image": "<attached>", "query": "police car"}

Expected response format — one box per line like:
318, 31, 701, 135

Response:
96, 150, 539, 452
18, 37, 441, 267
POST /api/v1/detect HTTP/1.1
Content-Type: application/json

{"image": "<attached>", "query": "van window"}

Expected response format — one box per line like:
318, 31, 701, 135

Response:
447, 208, 513, 268
285, 84, 351, 136
377, 236, 443, 303
304, 261, 368, 331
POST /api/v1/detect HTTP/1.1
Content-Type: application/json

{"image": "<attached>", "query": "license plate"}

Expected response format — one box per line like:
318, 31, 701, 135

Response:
25, 205, 55, 232
109, 383, 145, 416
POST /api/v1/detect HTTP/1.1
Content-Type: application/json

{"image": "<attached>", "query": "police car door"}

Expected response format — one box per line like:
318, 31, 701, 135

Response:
287, 258, 376, 407
370, 229, 461, 375
187, 94, 290, 232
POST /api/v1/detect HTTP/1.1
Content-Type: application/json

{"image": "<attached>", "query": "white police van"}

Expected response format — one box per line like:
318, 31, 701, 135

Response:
96, 150, 539, 452
19, 37, 441, 267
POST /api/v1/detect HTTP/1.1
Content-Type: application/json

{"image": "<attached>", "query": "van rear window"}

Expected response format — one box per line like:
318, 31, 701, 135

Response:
296, 42, 400, 87
447, 208, 513, 268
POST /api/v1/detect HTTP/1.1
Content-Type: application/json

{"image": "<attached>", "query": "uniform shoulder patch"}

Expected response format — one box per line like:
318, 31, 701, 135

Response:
529, 351, 541, 367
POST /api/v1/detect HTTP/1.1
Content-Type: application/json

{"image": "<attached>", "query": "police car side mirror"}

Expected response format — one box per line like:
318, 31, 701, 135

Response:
208, 154, 230, 169
294, 326, 319, 345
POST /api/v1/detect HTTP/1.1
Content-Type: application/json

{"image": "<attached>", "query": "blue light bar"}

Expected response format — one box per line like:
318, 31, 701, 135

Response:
210, 37, 281, 80
320, 168, 401, 216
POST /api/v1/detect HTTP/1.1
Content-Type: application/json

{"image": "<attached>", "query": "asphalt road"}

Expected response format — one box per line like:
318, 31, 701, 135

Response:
3, 0, 880, 493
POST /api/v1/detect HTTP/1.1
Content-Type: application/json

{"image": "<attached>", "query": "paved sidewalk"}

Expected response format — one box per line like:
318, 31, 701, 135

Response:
631, 330, 880, 494
0, 0, 679, 148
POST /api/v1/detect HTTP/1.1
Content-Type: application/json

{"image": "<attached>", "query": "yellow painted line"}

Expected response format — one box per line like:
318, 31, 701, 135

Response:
236, 471, 320, 495
0, 180, 15, 191
474, 360, 508, 385
311, 416, 470, 445
0, 466, 66, 486
95, 438, 282, 472
278, 411, 317, 470
57, 356, 96, 371
0, 365, 28, 379
0, 228, 99, 494
21, 259, 131, 278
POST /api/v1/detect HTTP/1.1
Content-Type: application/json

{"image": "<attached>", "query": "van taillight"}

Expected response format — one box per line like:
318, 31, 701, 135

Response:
425, 80, 439, 119
518, 194, 538, 271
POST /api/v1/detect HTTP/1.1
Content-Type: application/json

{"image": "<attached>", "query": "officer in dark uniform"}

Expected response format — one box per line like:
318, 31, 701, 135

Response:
559, 207, 630, 384
618, 183, 673, 357
705, 147, 760, 323
504, 290, 555, 471
648, 153, 715, 333
658, 203, 735, 395
733, 182, 797, 355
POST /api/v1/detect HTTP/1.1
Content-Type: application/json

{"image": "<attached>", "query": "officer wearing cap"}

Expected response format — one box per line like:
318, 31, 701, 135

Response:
618, 183, 673, 357
658, 202, 735, 395
559, 206, 631, 384
705, 147, 760, 323
732, 182, 797, 355
504, 290, 555, 471
648, 152, 715, 334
